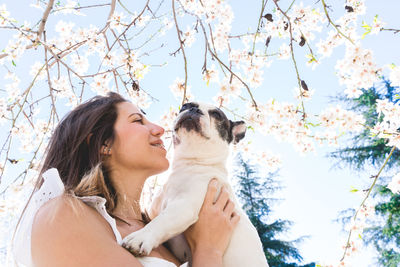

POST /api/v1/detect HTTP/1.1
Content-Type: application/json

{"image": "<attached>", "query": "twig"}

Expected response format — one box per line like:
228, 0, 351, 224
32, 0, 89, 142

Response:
99, 0, 150, 71
299, 29, 318, 64
250, 0, 268, 56
340, 146, 397, 261
43, 31, 59, 121
321, 0, 355, 45
105, 0, 150, 54
284, 0, 297, 13
193, 15, 258, 110
273, 0, 306, 118
220, 105, 249, 121
381, 28, 400, 34
172, 0, 188, 106
53, 3, 110, 12
103, 33, 120, 93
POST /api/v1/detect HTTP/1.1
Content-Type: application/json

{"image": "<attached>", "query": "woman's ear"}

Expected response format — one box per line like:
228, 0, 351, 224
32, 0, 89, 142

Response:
101, 143, 112, 156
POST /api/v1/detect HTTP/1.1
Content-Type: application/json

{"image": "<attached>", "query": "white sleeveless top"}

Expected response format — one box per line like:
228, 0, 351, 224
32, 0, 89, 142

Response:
12, 168, 187, 267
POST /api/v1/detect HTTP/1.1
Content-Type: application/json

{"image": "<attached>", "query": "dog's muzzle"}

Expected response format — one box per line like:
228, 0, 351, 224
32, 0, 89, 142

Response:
174, 108, 203, 133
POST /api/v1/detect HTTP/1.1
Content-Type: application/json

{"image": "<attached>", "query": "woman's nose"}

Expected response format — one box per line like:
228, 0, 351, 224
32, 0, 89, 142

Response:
150, 123, 165, 136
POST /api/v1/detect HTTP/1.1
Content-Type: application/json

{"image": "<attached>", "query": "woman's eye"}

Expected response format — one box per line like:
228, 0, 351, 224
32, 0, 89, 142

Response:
132, 119, 143, 124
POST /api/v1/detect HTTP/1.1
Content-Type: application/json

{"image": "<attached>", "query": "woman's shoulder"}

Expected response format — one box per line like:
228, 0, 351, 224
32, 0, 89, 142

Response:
31, 195, 141, 266
33, 194, 107, 228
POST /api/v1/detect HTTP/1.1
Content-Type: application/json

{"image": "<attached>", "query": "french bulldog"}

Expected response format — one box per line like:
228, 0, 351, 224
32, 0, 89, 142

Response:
122, 102, 268, 267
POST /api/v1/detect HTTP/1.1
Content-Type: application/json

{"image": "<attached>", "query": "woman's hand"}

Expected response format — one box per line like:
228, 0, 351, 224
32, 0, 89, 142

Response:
184, 179, 240, 266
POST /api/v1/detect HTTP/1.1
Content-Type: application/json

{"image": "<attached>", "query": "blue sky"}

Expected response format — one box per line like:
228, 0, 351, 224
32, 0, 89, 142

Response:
1, 0, 400, 265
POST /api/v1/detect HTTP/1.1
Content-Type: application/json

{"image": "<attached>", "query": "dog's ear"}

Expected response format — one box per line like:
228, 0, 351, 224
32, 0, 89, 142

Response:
231, 120, 246, 144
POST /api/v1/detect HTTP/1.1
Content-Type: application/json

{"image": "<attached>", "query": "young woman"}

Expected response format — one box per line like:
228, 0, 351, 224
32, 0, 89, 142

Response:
13, 92, 239, 267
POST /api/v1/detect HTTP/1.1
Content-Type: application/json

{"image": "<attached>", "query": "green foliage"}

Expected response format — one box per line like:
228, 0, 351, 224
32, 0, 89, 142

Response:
330, 79, 400, 170
330, 78, 400, 265
233, 154, 314, 267
363, 185, 400, 266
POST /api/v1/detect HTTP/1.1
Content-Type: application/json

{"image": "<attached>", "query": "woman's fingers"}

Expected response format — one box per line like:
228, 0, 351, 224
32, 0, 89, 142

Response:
204, 179, 237, 219
204, 179, 219, 206
223, 200, 235, 215
215, 187, 230, 210
230, 212, 240, 225
184, 178, 241, 258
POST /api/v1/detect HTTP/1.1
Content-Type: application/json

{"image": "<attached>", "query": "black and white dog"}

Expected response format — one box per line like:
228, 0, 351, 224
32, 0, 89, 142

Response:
123, 102, 268, 267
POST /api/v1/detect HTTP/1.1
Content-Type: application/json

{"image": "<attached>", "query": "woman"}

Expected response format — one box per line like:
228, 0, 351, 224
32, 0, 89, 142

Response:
13, 92, 239, 266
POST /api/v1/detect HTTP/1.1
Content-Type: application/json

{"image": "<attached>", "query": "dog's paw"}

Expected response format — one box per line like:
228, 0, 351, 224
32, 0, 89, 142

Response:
122, 228, 159, 256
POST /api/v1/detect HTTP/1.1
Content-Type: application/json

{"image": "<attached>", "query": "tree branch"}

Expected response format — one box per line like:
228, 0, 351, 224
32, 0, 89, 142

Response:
172, 0, 188, 106
321, 0, 355, 45
36, 0, 55, 42
273, 0, 306, 118
340, 146, 397, 262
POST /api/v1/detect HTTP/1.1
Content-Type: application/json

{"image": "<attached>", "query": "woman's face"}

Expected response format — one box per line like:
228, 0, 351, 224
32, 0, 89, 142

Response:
108, 101, 169, 176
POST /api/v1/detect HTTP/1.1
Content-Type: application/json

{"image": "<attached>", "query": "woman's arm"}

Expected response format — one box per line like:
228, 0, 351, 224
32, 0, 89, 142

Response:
31, 195, 143, 267
185, 179, 240, 267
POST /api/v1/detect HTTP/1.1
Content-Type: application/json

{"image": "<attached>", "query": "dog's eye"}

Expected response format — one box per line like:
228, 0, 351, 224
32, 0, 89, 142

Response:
180, 103, 191, 113
210, 110, 222, 120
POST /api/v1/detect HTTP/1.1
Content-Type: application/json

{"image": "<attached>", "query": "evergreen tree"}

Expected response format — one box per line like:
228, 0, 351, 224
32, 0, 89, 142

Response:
233, 154, 314, 267
330, 78, 400, 266
330, 78, 400, 169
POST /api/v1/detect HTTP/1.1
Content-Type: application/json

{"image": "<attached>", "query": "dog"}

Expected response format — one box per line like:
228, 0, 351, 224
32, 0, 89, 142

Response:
122, 102, 269, 267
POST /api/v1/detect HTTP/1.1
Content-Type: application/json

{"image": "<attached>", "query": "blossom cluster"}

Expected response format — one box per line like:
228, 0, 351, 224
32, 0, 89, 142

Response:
372, 99, 400, 149
245, 100, 315, 154
315, 105, 365, 146
336, 46, 380, 99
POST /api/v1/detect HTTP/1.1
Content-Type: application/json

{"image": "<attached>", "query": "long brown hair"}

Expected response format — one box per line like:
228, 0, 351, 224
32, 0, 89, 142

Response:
39, 91, 127, 210
12, 92, 134, 265
16, 92, 126, 222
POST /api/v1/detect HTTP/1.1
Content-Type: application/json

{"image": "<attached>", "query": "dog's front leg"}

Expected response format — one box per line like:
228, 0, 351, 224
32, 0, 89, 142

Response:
122, 198, 201, 256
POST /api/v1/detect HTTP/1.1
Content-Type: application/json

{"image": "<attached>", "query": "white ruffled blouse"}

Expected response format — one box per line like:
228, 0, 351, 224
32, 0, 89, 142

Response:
12, 168, 187, 267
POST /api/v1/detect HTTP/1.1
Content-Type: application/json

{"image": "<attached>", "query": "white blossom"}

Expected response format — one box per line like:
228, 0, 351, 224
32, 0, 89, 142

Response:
90, 74, 112, 96
70, 54, 89, 74
389, 65, 400, 87
55, 20, 75, 37
336, 46, 379, 98
169, 77, 193, 101
52, 76, 71, 99
183, 26, 196, 48
387, 173, 400, 194
370, 15, 385, 35
109, 12, 126, 33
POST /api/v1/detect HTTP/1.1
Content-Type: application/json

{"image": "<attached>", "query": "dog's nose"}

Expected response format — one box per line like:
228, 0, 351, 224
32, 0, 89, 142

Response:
189, 107, 203, 115
190, 107, 201, 113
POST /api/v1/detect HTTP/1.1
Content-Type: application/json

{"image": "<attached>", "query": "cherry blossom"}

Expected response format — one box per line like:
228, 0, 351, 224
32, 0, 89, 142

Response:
90, 74, 112, 96
389, 64, 400, 87
336, 46, 379, 99
387, 173, 400, 194
169, 77, 193, 101
70, 54, 89, 75
109, 12, 127, 33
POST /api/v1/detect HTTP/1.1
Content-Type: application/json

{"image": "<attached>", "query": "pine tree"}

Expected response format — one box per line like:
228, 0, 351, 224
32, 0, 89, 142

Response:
330, 78, 400, 170
233, 154, 314, 267
330, 78, 400, 266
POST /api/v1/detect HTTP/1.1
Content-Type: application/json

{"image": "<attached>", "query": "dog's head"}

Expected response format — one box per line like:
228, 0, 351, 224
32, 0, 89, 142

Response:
172, 102, 246, 160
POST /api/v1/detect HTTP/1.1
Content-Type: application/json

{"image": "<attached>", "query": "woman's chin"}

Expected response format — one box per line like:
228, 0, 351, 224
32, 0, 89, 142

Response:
151, 159, 170, 175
